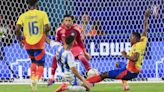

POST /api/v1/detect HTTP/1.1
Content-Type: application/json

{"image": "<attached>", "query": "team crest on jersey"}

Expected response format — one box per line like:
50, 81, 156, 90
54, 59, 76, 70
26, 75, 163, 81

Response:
71, 30, 77, 37
71, 32, 75, 36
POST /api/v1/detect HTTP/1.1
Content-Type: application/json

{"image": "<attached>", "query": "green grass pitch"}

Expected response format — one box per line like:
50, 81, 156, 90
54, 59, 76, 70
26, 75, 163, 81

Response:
0, 83, 164, 92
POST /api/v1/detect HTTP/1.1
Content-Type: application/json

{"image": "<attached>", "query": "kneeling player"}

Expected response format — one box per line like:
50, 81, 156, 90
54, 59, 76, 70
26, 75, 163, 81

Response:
51, 34, 90, 92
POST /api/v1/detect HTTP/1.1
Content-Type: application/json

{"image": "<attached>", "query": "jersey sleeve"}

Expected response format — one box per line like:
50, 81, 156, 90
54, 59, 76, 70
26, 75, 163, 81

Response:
75, 28, 86, 51
16, 14, 23, 25
67, 52, 76, 68
56, 28, 61, 42
43, 12, 50, 25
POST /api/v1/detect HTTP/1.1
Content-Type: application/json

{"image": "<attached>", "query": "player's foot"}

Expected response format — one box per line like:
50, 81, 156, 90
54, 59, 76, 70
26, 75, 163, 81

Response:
123, 85, 130, 91
47, 79, 55, 87
55, 83, 67, 92
31, 80, 37, 92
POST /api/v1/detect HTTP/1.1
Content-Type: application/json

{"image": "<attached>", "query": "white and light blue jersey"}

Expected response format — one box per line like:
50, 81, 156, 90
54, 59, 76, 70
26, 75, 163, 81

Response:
56, 46, 76, 73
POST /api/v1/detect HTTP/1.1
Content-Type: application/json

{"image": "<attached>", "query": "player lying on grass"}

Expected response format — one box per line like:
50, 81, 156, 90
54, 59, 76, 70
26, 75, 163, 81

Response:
86, 10, 150, 88
47, 34, 90, 92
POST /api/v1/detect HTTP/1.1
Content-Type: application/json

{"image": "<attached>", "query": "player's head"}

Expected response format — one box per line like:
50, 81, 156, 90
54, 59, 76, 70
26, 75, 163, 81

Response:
65, 35, 74, 47
27, 0, 38, 9
130, 32, 141, 45
63, 14, 74, 29
65, 32, 75, 47
82, 12, 90, 23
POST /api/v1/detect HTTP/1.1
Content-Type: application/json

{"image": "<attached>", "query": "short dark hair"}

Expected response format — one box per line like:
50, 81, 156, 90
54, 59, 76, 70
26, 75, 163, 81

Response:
132, 32, 141, 41
27, 0, 38, 6
65, 35, 74, 45
64, 14, 74, 20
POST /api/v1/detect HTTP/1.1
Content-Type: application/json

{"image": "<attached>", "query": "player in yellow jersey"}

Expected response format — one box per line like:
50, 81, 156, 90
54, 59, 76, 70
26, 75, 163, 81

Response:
85, 10, 150, 91
15, 0, 51, 92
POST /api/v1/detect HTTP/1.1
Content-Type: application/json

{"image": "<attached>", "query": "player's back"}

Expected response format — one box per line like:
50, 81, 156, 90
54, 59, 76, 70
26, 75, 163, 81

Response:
17, 9, 49, 45
56, 46, 75, 73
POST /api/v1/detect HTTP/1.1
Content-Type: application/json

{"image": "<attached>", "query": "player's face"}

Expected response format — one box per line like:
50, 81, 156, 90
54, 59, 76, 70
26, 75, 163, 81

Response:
82, 14, 89, 22
64, 17, 73, 29
130, 34, 137, 45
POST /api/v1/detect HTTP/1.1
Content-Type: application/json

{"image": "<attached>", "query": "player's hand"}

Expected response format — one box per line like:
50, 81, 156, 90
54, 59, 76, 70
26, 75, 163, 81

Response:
84, 52, 91, 60
121, 51, 127, 58
19, 40, 24, 48
144, 10, 150, 18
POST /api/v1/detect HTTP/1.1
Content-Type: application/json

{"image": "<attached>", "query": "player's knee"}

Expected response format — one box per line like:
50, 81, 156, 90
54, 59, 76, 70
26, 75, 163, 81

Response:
100, 72, 109, 79
78, 55, 88, 62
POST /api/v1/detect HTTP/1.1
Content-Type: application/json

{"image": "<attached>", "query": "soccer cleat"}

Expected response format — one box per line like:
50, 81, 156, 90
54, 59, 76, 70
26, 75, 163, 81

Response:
31, 80, 37, 92
47, 79, 55, 87
55, 83, 67, 92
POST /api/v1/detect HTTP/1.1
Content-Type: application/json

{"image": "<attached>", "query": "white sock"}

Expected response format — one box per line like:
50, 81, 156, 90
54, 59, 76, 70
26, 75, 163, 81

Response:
67, 86, 86, 92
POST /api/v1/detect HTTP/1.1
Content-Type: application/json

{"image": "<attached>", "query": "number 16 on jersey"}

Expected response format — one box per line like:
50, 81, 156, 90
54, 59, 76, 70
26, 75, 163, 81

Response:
28, 21, 39, 35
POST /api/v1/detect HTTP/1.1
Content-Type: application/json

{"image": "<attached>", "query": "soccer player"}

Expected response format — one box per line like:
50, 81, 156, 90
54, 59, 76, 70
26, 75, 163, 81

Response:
15, 0, 51, 92
48, 14, 91, 86
86, 10, 150, 89
51, 34, 90, 92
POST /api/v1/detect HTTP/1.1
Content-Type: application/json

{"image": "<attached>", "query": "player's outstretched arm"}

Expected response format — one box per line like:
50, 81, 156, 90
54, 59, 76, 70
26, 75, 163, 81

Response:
46, 37, 62, 47
142, 10, 150, 37
15, 24, 23, 47
71, 67, 90, 90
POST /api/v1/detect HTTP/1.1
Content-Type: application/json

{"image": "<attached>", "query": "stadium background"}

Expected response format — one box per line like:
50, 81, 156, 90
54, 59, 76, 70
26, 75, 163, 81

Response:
0, 0, 163, 82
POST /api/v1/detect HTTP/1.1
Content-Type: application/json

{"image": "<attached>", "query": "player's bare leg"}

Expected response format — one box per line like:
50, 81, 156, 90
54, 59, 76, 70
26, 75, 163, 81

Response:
122, 80, 130, 91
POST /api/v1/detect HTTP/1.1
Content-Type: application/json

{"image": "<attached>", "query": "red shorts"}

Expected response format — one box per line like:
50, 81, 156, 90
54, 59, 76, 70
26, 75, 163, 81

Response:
70, 46, 84, 57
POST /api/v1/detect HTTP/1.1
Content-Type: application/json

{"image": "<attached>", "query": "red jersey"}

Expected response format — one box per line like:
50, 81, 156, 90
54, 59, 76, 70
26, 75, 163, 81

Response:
56, 23, 86, 57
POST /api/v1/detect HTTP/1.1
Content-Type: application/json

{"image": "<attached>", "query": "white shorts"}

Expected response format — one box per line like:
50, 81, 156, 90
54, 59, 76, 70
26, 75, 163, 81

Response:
63, 72, 83, 86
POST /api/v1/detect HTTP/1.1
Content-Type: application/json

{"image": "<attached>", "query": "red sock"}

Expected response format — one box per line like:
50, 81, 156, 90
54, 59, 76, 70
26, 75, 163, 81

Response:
78, 55, 91, 71
30, 63, 37, 80
36, 66, 44, 80
86, 74, 102, 83
51, 56, 57, 78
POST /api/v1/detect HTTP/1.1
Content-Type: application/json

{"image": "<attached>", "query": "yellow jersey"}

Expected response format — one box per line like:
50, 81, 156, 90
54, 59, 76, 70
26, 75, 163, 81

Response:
127, 36, 148, 73
16, 9, 49, 45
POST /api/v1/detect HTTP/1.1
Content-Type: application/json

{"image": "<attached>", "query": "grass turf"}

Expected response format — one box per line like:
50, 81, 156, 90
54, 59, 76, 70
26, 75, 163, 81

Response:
0, 83, 164, 92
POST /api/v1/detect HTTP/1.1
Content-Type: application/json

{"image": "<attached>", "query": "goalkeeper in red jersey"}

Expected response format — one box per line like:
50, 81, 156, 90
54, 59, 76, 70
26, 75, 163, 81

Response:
86, 10, 150, 90
48, 14, 91, 86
